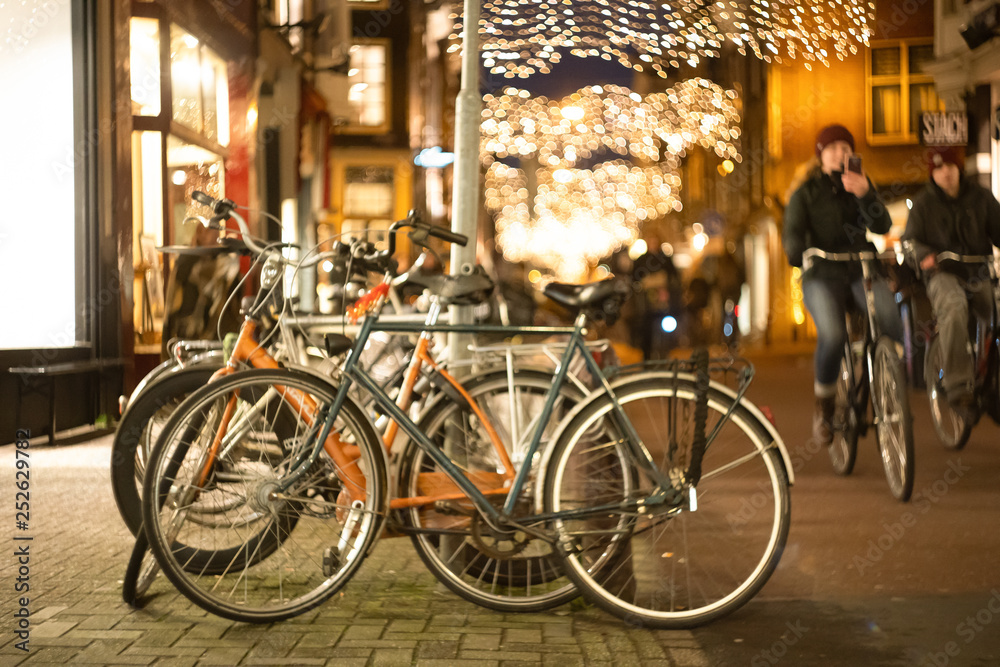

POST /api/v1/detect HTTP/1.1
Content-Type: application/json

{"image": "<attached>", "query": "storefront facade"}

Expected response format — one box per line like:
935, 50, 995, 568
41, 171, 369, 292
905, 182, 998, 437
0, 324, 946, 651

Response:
0, 0, 279, 440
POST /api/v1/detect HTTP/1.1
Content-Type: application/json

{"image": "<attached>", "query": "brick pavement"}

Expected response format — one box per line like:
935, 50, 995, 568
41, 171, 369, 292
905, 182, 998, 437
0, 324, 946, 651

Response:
0, 436, 709, 666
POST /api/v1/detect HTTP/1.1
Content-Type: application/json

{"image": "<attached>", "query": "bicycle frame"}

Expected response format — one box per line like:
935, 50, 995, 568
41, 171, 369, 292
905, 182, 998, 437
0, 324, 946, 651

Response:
326, 290, 675, 530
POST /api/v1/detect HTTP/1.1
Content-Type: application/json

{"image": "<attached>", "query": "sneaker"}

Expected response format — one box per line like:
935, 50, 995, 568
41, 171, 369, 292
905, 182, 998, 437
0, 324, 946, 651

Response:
812, 396, 836, 445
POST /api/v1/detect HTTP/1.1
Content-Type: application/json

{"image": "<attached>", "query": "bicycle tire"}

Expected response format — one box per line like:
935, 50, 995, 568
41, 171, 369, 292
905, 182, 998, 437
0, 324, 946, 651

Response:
112, 366, 219, 536
543, 377, 791, 628
829, 344, 859, 475
142, 369, 388, 623
122, 526, 157, 608
924, 336, 972, 450
873, 337, 915, 501
397, 369, 583, 612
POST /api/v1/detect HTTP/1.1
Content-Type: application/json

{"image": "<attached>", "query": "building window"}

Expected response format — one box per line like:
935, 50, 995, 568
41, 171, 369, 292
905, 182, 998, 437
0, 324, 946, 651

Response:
170, 25, 230, 146
867, 40, 945, 144
345, 41, 389, 132
342, 165, 394, 243
268, 0, 305, 52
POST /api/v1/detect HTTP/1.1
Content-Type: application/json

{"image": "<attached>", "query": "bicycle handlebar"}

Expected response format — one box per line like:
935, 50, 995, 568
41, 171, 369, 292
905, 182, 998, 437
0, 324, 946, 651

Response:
801, 247, 896, 273
933, 251, 995, 264
190, 192, 468, 272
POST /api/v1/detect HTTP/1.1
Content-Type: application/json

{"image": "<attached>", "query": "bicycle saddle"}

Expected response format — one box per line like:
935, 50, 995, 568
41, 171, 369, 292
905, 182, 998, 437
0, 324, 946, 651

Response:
543, 279, 627, 324
407, 266, 495, 305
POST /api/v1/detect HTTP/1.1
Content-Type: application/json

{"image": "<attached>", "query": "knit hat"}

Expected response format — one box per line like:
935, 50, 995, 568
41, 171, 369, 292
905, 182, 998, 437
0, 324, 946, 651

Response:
815, 124, 855, 156
926, 146, 964, 173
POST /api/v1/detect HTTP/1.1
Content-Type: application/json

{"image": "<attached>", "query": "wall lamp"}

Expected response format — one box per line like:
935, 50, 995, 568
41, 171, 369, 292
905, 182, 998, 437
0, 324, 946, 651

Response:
961, 3, 1000, 51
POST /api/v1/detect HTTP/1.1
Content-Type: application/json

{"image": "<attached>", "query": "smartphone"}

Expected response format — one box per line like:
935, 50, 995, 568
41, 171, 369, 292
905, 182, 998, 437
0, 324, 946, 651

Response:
847, 155, 863, 174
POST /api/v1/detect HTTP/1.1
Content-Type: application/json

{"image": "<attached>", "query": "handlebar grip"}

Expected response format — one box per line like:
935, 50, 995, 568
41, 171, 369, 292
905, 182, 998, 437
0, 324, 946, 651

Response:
426, 225, 468, 247
192, 190, 215, 207
192, 190, 236, 216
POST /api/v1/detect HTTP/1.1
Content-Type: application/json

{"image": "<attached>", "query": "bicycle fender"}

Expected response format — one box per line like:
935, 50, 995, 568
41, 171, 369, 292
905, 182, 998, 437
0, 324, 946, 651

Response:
122, 351, 226, 414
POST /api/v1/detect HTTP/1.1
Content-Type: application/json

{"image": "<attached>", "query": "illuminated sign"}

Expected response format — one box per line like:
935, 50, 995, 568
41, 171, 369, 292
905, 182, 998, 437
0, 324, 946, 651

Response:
413, 147, 455, 168
920, 112, 968, 146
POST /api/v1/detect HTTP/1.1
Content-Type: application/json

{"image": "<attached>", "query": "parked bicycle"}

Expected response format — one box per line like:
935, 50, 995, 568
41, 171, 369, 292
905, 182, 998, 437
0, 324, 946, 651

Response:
920, 252, 1000, 449
802, 248, 914, 501
135, 192, 794, 629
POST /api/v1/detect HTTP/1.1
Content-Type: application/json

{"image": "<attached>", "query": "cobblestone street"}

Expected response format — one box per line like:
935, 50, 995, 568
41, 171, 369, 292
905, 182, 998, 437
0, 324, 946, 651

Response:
0, 436, 708, 666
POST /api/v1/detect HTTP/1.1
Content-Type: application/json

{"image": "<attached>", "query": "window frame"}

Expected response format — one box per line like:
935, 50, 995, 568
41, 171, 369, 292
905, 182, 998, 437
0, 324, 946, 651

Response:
128, 7, 232, 351
329, 149, 413, 255
349, 0, 390, 9
340, 38, 392, 135
866, 38, 941, 146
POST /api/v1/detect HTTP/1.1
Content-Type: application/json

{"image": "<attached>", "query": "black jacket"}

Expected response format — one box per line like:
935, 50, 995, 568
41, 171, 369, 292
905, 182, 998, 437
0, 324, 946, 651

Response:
783, 169, 892, 282
901, 177, 1000, 279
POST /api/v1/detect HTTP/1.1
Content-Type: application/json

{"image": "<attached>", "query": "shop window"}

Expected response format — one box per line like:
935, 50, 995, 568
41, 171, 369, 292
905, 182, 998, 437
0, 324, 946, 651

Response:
867, 40, 944, 144
345, 41, 389, 132
170, 25, 230, 146
130, 17, 161, 116
0, 0, 79, 349
166, 137, 225, 246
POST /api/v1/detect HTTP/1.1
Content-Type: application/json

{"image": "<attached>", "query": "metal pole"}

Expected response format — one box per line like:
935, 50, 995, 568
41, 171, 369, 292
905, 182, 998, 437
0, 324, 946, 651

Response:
448, 0, 481, 367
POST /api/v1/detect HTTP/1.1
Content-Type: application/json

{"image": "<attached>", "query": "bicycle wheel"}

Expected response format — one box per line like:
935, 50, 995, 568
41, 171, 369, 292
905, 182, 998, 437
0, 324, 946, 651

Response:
112, 366, 219, 536
397, 369, 582, 612
872, 337, 915, 501
543, 376, 791, 628
142, 369, 387, 623
117, 364, 306, 575
924, 336, 971, 450
829, 344, 859, 475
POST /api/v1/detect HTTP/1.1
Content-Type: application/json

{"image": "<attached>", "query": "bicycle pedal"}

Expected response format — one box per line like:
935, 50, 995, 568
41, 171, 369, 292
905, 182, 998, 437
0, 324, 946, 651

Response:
323, 546, 341, 576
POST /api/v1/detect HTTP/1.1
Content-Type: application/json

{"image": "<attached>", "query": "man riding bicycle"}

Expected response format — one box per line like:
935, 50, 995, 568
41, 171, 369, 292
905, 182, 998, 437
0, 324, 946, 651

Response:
902, 146, 1000, 422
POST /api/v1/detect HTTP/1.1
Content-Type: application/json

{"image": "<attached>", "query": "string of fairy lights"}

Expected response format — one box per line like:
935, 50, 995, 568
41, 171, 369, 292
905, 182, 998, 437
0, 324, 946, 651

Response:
452, 0, 874, 77
482, 81, 741, 277
482, 81, 741, 166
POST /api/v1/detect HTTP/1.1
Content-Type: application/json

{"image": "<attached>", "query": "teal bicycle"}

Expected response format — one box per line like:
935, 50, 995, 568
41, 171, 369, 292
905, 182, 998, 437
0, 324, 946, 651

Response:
139, 195, 793, 628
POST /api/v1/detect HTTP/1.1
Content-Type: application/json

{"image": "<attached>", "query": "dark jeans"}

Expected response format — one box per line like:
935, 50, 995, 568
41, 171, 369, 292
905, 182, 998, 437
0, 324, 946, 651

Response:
802, 275, 904, 387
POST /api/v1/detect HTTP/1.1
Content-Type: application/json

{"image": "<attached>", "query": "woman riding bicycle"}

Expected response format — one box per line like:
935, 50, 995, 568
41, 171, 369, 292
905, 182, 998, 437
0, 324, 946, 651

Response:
902, 146, 1000, 423
782, 124, 904, 445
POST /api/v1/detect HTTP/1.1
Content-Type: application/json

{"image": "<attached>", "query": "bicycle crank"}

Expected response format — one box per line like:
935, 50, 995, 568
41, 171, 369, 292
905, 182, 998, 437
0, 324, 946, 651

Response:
470, 513, 531, 560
